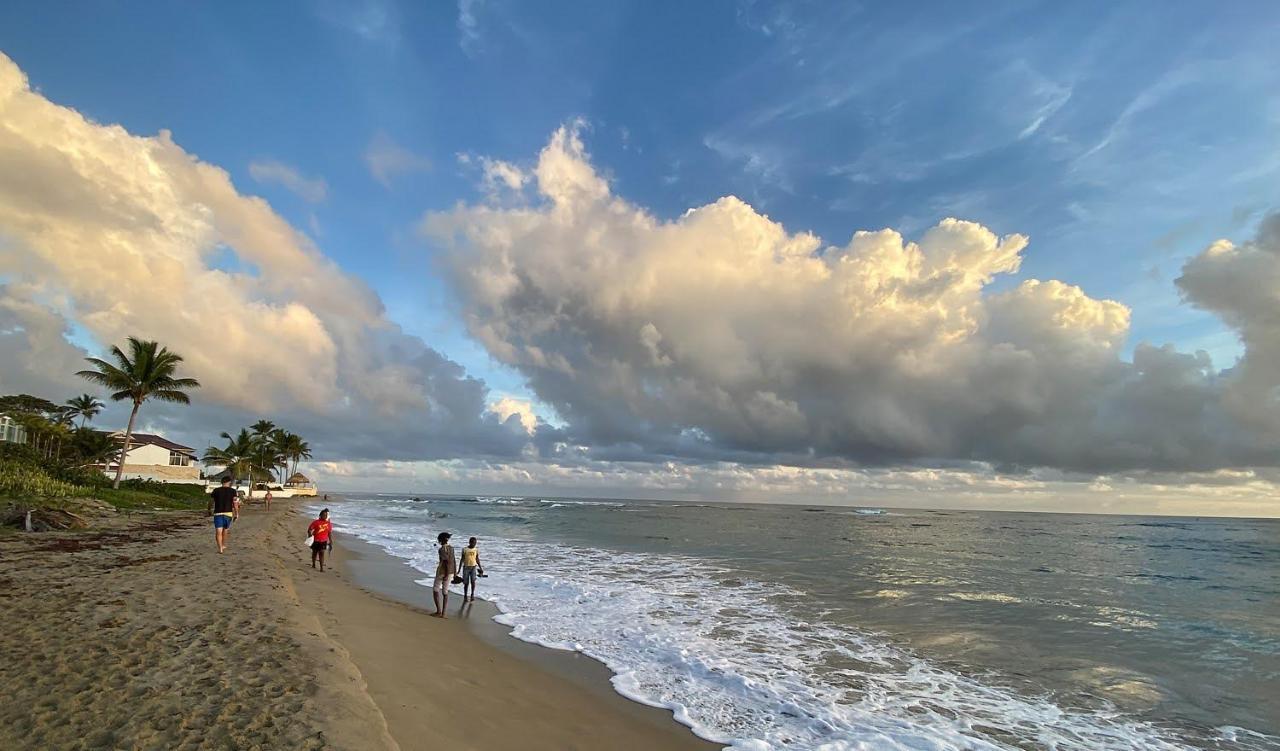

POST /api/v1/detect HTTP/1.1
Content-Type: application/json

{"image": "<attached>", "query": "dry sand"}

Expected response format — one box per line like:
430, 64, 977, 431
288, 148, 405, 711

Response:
0, 504, 716, 750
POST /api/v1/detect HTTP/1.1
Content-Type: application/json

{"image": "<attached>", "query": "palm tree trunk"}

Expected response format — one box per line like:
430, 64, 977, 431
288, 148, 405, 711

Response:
113, 401, 140, 489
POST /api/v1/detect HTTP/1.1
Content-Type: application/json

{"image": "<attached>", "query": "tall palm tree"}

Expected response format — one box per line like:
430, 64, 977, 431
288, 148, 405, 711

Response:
65, 394, 104, 428
283, 433, 312, 480
77, 337, 200, 489
202, 429, 261, 496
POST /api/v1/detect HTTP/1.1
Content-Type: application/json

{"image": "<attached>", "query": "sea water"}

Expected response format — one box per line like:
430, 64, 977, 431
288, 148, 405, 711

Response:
317, 496, 1279, 750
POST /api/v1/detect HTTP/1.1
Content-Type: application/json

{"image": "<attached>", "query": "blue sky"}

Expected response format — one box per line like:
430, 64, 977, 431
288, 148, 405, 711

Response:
5, 0, 1277, 394
3, 2, 1280, 512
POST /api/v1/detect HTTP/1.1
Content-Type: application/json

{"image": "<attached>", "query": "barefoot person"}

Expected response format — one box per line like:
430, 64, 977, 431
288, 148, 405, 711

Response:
263, 489, 273, 512
432, 532, 456, 618
460, 537, 483, 602
207, 477, 236, 554
307, 509, 333, 572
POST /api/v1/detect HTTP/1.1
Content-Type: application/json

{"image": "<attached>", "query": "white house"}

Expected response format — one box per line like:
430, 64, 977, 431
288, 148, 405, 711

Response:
102, 432, 201, 483
0, 415, 27, 444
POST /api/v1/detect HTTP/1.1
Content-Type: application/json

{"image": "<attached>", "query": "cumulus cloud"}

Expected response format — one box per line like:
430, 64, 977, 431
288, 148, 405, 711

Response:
0, 52, 521, 461
305, 456, 1280, 518
488, 396, 538, 434
425, 124, 1280, 476
248, 159, 328, 203
365, 130, 431, 188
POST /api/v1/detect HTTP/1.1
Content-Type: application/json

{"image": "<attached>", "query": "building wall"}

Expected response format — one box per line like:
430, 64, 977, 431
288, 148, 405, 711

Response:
124, 443, 173, 466
105, 441, 200, 483
108, 464, 202, 483
0, 416, 27, 444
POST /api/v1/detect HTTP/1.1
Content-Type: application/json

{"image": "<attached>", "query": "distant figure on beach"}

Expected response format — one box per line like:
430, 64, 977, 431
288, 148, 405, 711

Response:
432, 532, 456, 617
308, 509, 333, 572
208, 477, 236, 553
460, 537, 483, 602
264, 489, 273, 511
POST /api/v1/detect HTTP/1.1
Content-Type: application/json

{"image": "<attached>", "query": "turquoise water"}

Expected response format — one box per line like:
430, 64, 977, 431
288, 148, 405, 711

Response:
326, 496, 1279, 750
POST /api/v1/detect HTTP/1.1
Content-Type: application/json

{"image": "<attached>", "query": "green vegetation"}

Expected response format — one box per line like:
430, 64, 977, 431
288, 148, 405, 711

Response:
0, 463, 81, 498
203, 423, 310, 498
2, 336, 313, 522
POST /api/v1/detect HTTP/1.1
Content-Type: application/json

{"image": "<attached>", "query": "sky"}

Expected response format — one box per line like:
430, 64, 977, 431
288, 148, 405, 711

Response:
2, 1, 1279, 516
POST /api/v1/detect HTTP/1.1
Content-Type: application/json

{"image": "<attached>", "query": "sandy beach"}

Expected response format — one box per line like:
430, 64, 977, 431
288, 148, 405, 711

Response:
0, 504, 715, 750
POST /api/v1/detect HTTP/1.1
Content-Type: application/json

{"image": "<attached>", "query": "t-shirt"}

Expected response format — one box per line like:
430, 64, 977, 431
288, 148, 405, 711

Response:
211, 486, 237, 515
436, 544, 454, 575
461, 547, 479, 567
308, 519, 332, 543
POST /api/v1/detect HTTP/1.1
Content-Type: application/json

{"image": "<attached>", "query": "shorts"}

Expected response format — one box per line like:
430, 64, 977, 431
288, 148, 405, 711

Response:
433, 571, 450, 592
462, 566, 478, 585
213, 514, 233, 530
311, 540, 329, 552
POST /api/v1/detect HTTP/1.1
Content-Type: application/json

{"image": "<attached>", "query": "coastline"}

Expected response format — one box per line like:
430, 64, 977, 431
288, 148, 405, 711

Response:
284, 506, 718, 750
0, 505, 715, 750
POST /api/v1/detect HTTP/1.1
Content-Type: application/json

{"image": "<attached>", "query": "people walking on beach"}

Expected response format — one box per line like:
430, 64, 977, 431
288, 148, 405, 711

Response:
308, 509, 333, 572
460, 537, 483, 602
432, 532, 457, 618
264, 489, 272, 511
208, 477, 236, 554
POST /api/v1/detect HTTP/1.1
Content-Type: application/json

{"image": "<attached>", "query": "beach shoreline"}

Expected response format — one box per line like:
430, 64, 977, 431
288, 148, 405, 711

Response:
0, 504, 716, 750
284, 505, 718, 750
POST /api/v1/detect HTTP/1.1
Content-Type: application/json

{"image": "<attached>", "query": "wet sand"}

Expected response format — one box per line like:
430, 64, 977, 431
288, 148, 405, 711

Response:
0, 505, 716, 750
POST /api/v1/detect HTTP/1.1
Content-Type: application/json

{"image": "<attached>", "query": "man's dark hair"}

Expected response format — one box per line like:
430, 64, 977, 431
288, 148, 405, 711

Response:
320, 508, 330, 517
437, 531, 451, 544
469, 537, 477, 545
221, 477, 231, 484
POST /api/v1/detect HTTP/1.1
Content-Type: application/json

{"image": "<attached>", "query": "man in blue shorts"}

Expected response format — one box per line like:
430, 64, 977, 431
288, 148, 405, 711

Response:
207, 477, 237, 554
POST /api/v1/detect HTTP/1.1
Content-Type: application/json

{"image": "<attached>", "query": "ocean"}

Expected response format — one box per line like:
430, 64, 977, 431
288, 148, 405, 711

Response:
317, 495, 1279, 751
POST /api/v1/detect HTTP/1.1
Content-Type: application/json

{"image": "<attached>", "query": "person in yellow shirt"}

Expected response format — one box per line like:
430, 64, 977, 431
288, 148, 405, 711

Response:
460, 537, 483, 602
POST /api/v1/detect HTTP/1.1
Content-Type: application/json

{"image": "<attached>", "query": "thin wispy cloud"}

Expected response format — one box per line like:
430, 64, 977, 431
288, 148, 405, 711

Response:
248, 159, 328, 203
364, 131, 432, 188
458, 0, 483, 56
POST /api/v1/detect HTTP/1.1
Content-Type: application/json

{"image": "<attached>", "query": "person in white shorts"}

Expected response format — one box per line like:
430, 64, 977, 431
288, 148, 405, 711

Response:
432, 531, 456, 618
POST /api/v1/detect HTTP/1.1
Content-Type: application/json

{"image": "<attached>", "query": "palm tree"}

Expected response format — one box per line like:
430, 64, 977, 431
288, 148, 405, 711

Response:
77, 337, 200, 489
283, 433, 312, 480
67, 428, 121, 469
248, 420, 282, 485
202, 429, 262, 496
65, 394, 104, 428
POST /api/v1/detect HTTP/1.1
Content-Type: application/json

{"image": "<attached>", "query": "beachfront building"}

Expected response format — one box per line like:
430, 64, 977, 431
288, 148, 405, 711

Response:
284, 472, 318, 497
0, 415, 27, 444
100, 432, 201, 483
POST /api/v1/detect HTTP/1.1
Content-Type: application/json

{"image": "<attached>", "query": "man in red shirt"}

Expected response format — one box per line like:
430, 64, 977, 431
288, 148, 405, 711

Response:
307, 509, 333, 572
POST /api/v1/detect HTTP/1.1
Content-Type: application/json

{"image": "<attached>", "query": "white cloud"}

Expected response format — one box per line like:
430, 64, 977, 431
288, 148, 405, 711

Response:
365, 130, 431, 188
488, 395, 538, 433
424, 124, 1280, 478
457, 0, 483, 56
305, 457, 1280, 517
248, 159, 328, 203
0, 51, 521, 461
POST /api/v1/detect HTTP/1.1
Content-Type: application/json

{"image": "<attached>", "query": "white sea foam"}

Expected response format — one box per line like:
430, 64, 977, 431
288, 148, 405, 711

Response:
538, 499, 625, 507
329, 501, 1271, 751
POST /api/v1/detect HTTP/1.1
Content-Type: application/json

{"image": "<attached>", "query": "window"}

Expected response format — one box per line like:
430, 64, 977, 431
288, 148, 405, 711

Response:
169, 450, 190, 466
